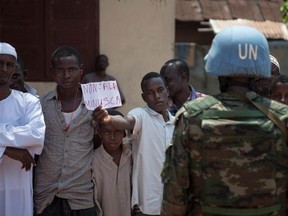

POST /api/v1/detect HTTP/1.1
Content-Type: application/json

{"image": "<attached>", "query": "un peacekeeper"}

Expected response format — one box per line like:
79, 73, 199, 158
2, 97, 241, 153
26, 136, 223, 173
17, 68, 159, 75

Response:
161, 26, 288, 216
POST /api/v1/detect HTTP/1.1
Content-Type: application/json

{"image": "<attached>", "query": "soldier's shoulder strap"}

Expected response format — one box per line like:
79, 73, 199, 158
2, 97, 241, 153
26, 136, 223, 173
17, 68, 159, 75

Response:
174, 96, 220, 122
232, 92, 288, 141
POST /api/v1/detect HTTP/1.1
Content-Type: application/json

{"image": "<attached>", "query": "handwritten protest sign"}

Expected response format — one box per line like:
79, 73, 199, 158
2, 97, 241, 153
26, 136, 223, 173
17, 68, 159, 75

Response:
81, 81, 122, 110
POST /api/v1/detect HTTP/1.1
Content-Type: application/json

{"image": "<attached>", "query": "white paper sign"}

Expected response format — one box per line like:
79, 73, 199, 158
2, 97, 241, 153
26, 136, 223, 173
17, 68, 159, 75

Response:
81, 81, 122, 110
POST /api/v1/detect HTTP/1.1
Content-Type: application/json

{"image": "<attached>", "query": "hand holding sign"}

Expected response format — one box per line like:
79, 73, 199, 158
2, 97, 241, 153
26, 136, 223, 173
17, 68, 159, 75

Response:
81, 81, 122, 110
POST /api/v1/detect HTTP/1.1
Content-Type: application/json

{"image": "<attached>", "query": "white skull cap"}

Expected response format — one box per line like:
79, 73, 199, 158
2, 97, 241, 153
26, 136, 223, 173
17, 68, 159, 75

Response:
0, 42, 17, 59
270, 54, 280, 72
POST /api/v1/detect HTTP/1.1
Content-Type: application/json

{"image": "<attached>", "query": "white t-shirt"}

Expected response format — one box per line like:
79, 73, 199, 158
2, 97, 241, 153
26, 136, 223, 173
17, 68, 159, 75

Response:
0, 90, 45, 216
128, 106, 174, 215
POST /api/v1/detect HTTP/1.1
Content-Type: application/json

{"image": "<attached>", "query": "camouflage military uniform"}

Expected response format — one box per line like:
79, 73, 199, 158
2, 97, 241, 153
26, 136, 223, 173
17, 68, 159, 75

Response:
161, 92, 288, 216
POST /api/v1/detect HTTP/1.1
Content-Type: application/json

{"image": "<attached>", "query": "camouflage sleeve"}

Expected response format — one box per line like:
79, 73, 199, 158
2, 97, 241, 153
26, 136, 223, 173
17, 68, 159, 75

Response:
161, 108, 192, 216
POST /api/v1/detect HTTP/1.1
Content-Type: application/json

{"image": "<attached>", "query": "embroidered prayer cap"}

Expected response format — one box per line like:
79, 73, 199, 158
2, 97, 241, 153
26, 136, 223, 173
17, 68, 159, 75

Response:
0, 42, 17, 59
204, 26, 270, 78
270, 54, 280, 72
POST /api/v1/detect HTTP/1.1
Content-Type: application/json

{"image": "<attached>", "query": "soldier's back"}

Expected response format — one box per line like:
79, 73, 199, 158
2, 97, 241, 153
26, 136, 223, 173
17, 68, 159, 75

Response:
182, 92, 288, 215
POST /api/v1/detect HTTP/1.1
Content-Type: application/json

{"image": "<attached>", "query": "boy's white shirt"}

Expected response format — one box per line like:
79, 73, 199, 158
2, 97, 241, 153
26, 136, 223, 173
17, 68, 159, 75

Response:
128, 106, 175, 215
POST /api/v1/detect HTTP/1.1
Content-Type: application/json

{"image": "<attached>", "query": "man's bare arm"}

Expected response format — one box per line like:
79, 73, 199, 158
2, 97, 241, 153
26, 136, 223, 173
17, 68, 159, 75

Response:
4, 147, 35, 171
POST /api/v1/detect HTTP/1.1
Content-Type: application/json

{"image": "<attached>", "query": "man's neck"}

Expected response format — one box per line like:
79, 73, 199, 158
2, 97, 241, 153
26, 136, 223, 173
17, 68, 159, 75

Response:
20, 86, 28, 93
57, 86, 80, 100
57, 86, 82, 112
173, 86, 191, 107
95, 69, 106, 78
225, 77, 252, 94
158, 109, 169, 122
0, 85, 11, 100
226, 85, 251, 94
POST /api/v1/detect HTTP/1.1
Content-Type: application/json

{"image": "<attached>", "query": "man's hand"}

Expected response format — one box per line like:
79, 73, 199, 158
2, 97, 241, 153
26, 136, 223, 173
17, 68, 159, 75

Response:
4, 147, 35, 171
92, 106, 111, 124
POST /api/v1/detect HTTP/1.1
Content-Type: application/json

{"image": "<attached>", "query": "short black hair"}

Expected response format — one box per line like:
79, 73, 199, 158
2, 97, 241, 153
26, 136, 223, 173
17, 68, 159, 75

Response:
160, 59, 190, 79
140, 72, 165, 92
51, 46, 81, 68
268, 74, 288, 95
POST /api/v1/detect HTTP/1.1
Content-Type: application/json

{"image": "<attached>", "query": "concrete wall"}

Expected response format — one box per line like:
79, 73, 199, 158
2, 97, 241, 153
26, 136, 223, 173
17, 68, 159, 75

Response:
26, 81, 55, 96
28, 0, 175, 115
99, 0, 175, 114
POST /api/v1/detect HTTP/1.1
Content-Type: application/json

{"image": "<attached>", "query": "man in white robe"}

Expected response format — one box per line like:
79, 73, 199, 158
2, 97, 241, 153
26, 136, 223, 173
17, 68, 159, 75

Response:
0, 42, 45, 216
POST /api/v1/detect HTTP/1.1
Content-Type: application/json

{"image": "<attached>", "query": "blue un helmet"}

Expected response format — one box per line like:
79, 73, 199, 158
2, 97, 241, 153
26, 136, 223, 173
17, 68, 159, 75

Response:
204, 26, 271, 78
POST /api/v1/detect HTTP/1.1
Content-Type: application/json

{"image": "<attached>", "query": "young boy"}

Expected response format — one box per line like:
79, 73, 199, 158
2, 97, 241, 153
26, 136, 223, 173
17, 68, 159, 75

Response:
92, 109, 131, 216
93, 72, 175, 216
268, 74, 288, 105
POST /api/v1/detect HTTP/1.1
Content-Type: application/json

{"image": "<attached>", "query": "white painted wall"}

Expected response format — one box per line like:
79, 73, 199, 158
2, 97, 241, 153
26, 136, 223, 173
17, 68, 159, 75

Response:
99, 0, 175, 114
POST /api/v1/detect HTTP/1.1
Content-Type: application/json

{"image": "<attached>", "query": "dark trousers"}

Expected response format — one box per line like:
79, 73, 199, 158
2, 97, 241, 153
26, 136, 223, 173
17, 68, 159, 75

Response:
35, 196, 97, 216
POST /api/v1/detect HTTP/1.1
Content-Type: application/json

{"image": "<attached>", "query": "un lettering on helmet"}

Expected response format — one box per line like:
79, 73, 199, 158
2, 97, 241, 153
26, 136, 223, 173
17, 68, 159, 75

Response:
204, 26, 271, 78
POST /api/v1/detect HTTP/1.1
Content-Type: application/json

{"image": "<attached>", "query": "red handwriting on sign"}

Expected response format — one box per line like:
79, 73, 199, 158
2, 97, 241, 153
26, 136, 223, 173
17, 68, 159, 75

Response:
82, 82, 119, 95
84, 96, 121, 108
103, 81, 118, 91
82, 83, 98, 94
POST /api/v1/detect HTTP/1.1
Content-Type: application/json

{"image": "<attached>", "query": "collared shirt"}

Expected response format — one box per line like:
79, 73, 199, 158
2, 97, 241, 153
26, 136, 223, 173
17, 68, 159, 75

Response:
0, 90, 45, 216
24, 83, 37, 96
34, 89, 95, 214
92, 143, 132, 216
128, 107, 175, 215
169, 85, 206, 116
